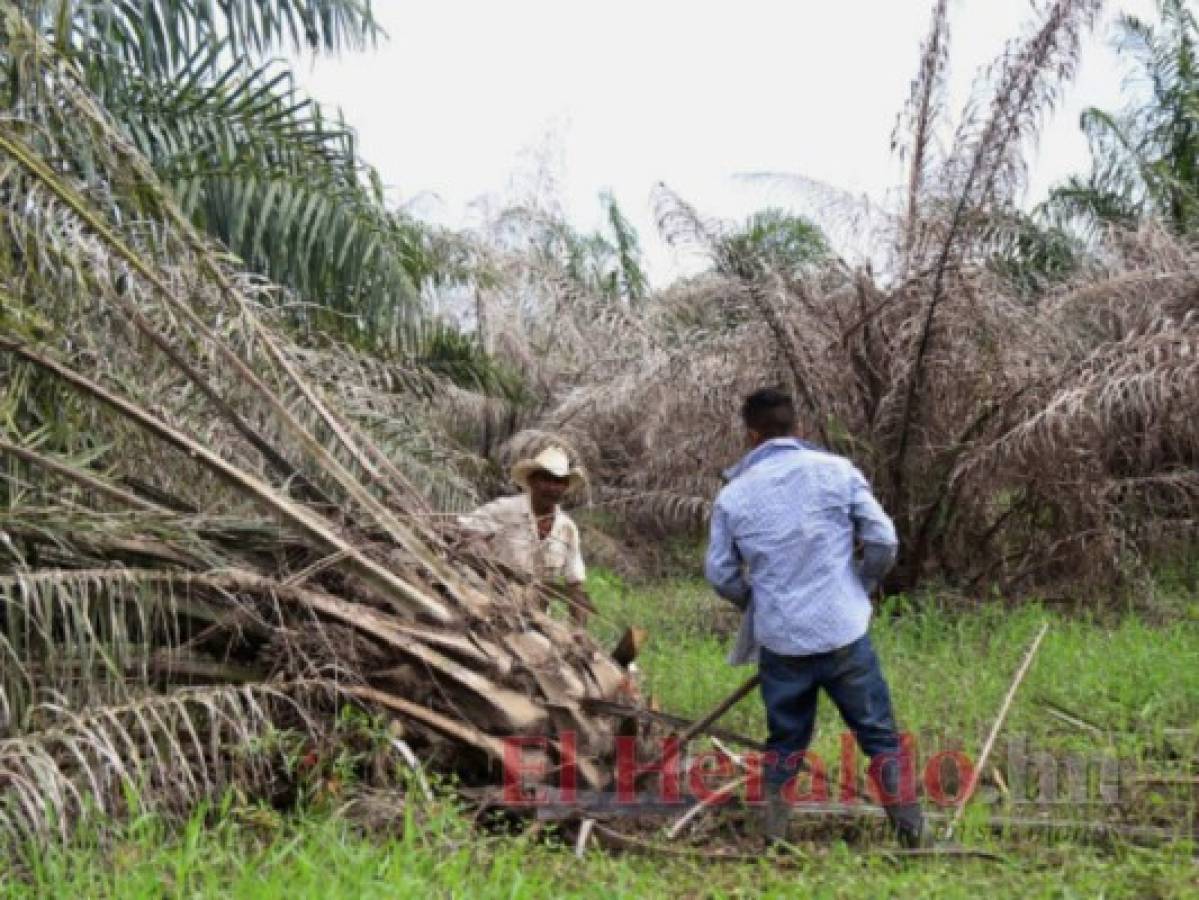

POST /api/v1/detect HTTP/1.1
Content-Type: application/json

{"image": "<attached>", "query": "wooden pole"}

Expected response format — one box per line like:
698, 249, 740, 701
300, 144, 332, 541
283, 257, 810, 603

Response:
630, 674, 762, 793
676, 674, 761, 748
666, 776, 748, 839
944, 622, 1049, 840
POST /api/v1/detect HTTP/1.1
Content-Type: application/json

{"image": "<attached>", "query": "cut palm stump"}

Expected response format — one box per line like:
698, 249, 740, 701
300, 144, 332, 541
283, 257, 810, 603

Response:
612, 627, 649, 668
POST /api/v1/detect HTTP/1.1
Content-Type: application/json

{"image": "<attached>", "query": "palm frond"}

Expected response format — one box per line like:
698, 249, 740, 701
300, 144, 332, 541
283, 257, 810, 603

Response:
61, 0, 380, 80
893, 0, 950, 273
1045, 0, 1199, 235
0, 682, 325, 851
1, 7, 650, 853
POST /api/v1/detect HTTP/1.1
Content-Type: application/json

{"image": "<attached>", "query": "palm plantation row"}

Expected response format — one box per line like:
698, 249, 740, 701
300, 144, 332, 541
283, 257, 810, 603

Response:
32, 0, 1192, 596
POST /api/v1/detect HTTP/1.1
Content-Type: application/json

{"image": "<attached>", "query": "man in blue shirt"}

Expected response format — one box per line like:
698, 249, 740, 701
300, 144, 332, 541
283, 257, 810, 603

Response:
705, 388, 925, 848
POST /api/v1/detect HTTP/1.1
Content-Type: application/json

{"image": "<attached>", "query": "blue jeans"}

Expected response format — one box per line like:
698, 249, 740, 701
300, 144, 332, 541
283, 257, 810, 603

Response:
759, 633, 906, 798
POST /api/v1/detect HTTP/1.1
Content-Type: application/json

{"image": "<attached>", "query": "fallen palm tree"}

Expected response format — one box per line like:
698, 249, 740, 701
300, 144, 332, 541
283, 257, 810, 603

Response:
0, 7, 643, 853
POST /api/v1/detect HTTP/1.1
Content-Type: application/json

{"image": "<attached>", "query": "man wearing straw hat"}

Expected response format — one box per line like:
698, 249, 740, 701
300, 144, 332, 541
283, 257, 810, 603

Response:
458, 446, 594, 624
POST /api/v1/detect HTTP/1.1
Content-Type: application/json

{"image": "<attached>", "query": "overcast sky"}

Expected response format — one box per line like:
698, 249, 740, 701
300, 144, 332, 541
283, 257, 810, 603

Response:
291, 0, 1157, 282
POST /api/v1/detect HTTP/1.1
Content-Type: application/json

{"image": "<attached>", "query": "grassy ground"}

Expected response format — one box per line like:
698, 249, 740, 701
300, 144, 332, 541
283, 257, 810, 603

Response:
586, 575, 1199, 780
5, 577, 1197, 898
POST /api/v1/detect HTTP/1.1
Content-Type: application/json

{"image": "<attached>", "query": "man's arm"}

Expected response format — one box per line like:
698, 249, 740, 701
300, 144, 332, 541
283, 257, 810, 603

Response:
448, 498, 508, 552
704, 501, 750, 608
848, 467, 899, 593
456, 498, 507, 536
562, 524, 594, 625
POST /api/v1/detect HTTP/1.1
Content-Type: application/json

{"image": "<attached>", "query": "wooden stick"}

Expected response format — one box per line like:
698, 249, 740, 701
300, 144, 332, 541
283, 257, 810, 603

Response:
676, 674, 761, 748
1040, 700, 1105, 736
665, 776, 747, 839
593, 822, 1006, 862
945, 622, 1049, 839
577, 697, 766, 751
575, 818, 596, 858
390, 738, 433, 802
628, 675, 760, 794
709, 737, 745, 770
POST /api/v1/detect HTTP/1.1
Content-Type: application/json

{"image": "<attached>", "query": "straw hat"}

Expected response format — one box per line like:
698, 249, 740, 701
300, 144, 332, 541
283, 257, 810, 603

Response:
510, 446, 586, 492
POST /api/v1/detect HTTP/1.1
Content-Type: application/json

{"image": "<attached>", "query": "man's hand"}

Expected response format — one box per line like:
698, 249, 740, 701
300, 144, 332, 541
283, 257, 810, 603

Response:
565, 582, 596, 626
444, 525, 489, 551
857, 541, 897, 597
541, 581, 595, 626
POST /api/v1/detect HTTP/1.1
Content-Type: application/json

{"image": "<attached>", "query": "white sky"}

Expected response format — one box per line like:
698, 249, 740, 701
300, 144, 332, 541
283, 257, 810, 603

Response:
291, 0, 1158, 283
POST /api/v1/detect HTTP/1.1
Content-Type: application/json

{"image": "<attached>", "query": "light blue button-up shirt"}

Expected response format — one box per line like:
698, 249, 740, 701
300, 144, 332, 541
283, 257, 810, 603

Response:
704, 438, 898, 658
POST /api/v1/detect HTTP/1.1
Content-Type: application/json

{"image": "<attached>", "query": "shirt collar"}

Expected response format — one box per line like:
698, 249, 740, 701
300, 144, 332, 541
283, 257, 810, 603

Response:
522, 494, 561, 526
722, 437, 817, 483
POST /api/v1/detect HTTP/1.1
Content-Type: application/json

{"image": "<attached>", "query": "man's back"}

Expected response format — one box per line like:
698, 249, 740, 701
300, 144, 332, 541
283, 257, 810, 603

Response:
705, 438, 897, 656
703, 391, 925, 849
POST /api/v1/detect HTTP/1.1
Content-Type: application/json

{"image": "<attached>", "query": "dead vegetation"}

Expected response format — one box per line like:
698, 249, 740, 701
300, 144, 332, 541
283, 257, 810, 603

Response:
465, 0, 1198, 597
0, 8, 651, 853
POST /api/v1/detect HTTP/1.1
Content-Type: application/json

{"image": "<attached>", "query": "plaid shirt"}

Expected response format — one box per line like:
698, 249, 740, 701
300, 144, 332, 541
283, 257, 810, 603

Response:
705, 438, 897, 657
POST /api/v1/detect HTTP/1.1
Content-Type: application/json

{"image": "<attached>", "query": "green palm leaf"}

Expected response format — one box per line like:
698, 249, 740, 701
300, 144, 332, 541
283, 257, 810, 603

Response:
61, 0, 379, 78
1046, 0, 1199, 234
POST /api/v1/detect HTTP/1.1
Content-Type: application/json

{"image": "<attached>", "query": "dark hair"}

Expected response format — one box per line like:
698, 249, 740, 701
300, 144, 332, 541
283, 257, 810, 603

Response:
741, 388, 796, 438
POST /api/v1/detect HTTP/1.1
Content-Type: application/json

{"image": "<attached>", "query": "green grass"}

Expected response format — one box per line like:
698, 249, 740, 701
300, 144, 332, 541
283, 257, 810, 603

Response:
6, 800, 1196, 899
6, 575, 1198, 898
587, 574, 1199, 772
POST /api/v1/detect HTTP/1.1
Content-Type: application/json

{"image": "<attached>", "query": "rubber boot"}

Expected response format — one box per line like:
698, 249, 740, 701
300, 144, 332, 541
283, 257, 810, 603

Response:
884, 801, 930, 849
874, 752, 929, 848
763, 784, 790, 847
